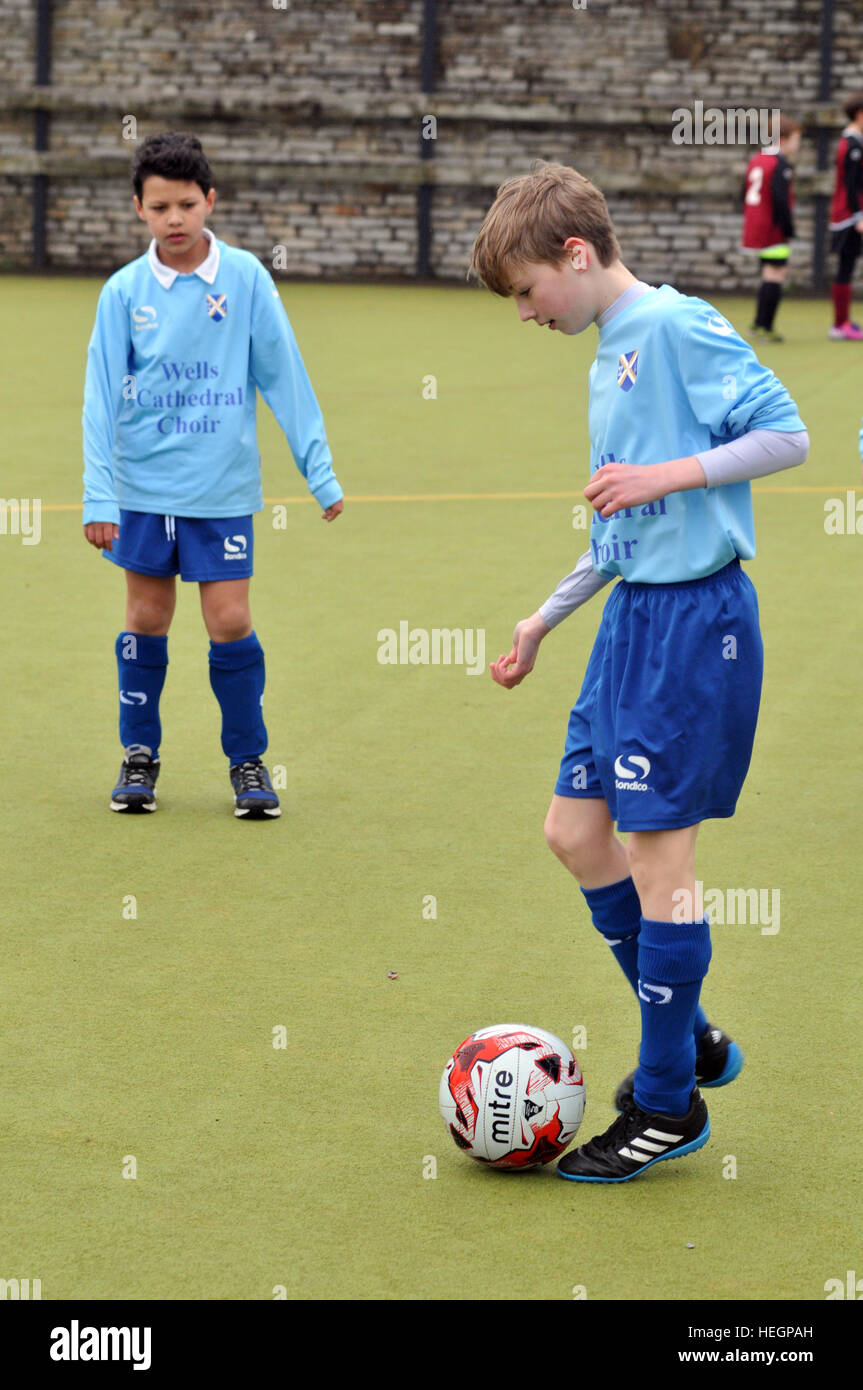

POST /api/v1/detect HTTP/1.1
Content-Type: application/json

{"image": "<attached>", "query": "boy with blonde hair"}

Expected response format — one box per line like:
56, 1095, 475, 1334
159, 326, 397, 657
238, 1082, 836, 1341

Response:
470, 163, 808, 1182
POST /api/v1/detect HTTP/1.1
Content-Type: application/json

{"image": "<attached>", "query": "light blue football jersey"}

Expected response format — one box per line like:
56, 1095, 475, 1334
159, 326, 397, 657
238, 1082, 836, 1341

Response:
587, 284, 805, 582
82, 233, 342, 524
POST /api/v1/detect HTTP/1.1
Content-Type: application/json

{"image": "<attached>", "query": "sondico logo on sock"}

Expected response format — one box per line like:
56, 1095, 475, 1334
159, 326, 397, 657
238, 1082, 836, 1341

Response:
614, 753, 651, 791
224, 534, 247, 560
637, 980, 673, 1005
119, 691, 147, 705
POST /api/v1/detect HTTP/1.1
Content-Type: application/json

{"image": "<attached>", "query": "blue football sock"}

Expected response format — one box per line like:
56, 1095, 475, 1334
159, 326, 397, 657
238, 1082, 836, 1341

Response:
634, 917, 712, 1116
582, 879, 709, 1046
582, 877, 642, 990
693, 1003, 709, 1047
116, 631, 168, 757
208, 631, 267, 764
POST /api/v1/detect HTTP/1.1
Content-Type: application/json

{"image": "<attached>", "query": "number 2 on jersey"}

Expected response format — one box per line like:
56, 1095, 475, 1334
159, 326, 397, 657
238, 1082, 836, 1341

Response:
745, 166, 763, 205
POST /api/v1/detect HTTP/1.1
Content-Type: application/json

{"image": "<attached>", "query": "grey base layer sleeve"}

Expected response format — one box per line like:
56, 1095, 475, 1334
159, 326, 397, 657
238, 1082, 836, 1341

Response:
538, 551, 611, 629
696, 427, 808, 487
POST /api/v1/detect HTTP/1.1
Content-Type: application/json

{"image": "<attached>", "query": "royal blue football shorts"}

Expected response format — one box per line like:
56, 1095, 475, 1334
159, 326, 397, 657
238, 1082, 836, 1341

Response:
553, 558, 763, 831
103, 511, 254, 581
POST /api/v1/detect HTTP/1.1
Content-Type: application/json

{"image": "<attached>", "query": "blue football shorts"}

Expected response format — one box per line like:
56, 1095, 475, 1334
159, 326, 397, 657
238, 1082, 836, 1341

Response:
103, 511, 254, 582
553, 558, 764, 831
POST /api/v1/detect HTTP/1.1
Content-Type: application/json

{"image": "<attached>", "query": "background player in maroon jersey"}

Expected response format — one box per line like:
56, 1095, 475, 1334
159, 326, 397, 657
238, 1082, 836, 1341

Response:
828, 94, 863, 340
742, 115, 801, 342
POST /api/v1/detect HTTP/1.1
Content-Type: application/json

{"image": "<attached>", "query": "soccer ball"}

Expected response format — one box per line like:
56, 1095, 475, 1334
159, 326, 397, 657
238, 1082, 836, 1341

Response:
439, 1023, 585, 1168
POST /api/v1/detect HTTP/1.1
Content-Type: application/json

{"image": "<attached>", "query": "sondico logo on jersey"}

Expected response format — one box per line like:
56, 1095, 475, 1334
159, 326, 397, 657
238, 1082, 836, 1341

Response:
614, 753, 651, 791
132, 305, 158, 332
223, 534, 247, 561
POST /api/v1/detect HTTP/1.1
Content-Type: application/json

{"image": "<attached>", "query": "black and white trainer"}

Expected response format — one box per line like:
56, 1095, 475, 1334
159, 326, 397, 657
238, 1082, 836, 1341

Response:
557, 1088, 709, 1184
110, 744, 160, 813
229, 759, 280, 819
613, 1025, 743, 1111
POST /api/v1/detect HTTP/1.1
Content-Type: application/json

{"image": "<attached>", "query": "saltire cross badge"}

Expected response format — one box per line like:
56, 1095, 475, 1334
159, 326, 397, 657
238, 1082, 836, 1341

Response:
206, 293, 228, 321
617, 349, 638, 391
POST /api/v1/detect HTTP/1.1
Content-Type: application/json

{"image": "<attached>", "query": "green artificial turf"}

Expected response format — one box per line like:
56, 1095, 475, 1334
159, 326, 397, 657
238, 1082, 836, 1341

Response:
1, 279, 860, 1300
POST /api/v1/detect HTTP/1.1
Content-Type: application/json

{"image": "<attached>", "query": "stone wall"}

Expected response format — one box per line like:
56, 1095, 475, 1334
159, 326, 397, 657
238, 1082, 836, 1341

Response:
0, 0, 855, 289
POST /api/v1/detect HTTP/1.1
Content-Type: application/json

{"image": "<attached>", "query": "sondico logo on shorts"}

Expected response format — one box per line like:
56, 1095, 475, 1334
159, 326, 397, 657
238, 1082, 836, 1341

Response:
223, 534, 247, 561
614, 753, 651, 791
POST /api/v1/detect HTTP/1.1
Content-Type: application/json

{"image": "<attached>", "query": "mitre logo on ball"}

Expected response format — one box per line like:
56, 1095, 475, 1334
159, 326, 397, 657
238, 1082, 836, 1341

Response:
439, 1024, 585, 1169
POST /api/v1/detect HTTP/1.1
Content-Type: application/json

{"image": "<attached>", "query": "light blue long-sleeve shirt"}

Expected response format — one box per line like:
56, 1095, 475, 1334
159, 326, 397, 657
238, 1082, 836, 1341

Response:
585, 284, 805, 582
82, 230, 342, 524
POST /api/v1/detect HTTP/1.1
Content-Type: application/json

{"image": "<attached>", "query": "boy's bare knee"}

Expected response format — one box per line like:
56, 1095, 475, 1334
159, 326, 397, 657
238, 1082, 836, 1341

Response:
545, 797, 628, 889
545, 803, 592, 863
125, 574, 175, 636
127, 599, 173, 635
205, 606, 252, 643
544, 805, 570, 858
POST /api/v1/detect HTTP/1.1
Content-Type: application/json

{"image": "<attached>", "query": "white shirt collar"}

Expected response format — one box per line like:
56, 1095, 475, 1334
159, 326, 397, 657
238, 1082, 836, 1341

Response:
148, 226, 220, 288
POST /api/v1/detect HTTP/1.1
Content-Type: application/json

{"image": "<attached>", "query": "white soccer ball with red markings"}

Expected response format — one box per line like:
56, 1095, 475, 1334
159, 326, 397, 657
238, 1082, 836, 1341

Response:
439, 1023, 585, 1168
